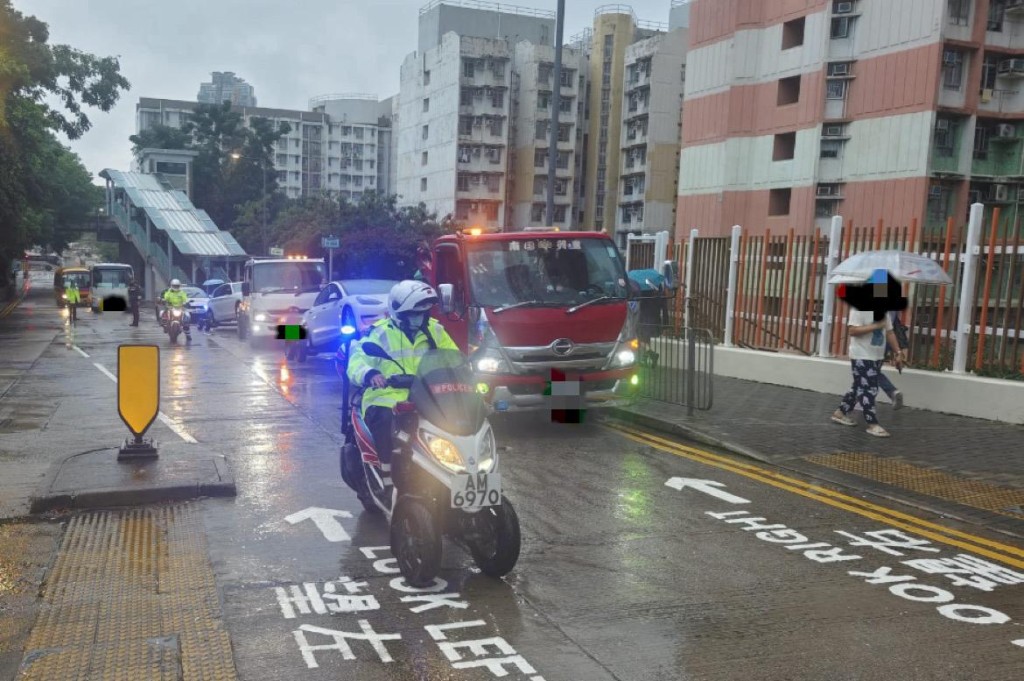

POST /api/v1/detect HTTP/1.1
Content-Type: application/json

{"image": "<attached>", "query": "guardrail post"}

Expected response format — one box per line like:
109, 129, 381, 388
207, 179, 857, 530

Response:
723, 225, 742, 347
817, 216, 844, 358
683, 228, 698, 332
952, 203, 984, 374
684, 228, 698, 416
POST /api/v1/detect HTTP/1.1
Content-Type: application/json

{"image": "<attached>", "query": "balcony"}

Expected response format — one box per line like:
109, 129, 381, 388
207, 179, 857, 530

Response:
979, 87, 1023, 114
456, 181, 504, 201
1008, 0, 1024, 16
624, 99, 650, 119
998, 58, 1024, 79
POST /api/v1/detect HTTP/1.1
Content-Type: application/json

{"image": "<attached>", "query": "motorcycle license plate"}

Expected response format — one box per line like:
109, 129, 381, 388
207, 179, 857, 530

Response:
451, 472, 501, 509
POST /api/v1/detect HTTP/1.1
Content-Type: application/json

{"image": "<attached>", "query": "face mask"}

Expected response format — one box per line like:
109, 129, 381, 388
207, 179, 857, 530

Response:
405, 313, 426, 330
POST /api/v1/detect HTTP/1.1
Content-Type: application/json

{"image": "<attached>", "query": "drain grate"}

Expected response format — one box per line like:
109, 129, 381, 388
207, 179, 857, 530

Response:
806, 452, 1024, 520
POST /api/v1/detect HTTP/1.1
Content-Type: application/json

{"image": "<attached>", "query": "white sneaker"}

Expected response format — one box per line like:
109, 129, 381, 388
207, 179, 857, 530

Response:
866, 424, 891, 437
831, 411, 856, 426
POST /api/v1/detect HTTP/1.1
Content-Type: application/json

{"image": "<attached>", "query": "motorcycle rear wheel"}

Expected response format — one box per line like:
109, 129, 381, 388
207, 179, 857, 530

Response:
340, 444, 379, 514
391, 496, 441, 588
468, 496, 521, 579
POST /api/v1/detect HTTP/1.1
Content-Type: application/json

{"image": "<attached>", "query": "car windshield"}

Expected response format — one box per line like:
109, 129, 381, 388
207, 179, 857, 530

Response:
253, 262, 325, 293
92, 268, 131, 288
340, 279, 398, 296
182, 287, 206, 299
466, 237, 628, 308
63, 272, 90, 288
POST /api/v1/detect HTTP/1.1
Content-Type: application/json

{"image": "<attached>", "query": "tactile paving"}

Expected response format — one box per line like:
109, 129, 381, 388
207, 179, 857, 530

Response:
19, 503, 237, 680
806, 452, 1024, 520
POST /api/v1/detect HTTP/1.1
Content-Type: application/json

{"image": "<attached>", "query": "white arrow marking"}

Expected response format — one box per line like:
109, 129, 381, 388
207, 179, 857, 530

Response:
285, 507, 353, 542
665, 477, 751, 504
1012, 639, 1024, 648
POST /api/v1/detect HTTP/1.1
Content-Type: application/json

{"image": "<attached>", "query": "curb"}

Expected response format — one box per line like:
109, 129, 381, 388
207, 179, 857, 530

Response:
29, 450, 237, 514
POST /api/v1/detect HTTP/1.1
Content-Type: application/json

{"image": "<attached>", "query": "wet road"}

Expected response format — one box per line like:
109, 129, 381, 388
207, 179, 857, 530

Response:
6, 284, 1024, 680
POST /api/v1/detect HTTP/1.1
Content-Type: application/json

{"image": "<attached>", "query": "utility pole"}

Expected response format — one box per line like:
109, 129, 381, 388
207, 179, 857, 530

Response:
545, 0, 566, 227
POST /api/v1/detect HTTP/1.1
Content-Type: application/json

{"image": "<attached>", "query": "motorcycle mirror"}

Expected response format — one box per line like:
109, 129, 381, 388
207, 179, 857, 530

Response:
241, 282, 251, 296
438, 283, 454, 315
360, 342, 392, 360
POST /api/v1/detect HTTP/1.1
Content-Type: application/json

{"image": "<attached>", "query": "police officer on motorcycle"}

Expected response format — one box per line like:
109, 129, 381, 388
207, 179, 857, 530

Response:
347, 280, 459, 476
162, 279, 192, 342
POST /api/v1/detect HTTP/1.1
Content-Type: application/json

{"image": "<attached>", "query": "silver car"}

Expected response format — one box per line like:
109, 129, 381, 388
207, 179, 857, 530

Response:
299, 279, 398, 356
208, 282, 243, 325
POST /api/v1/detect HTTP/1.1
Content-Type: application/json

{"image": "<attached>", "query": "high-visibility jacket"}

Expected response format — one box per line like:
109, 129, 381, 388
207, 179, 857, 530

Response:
64, 284, 81, 304
163, 288, 188, 307
348, 317, 460, 416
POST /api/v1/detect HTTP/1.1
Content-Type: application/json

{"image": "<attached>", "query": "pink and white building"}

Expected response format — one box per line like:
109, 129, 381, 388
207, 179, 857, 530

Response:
677, 0, 1024, 238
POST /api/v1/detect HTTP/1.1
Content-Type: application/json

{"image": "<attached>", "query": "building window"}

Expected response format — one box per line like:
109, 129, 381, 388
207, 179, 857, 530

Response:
773, 132, 797, 161
354, 128, 364, 140
778, 76, 801, 105
934, 119, 956, 156
421, 151, 428, 166
535, 120, 549, 140
457, 173, 470, 191
421, 177, 427, 192
831, 16, 853, 39
974, 125, 989, 160
556, 151, 571, 169
948, 0, 971, 25
487, 147, 502, 164
558, 124, 572, 143
928, 185, 952, 222
943, 50, 965, 89
463, 59, 475, 77
423, 70, 431, 85
538, 92, 551, 110
422, 124, 429, 140
538, 63, 552, 86
460, 88, 472, 106
489, 118, 504, 136
531, 203, 544, 222
769, 188, 792, 216
559, 97, 573, 113
826, 79, 848, 99
491, 91, 504, 108
534, 149, 546, 167
423, 98, 430, 112
820, 139, 843, 158
988, 0, 1006, 31
554, 205, 567, 222
782, 17, 806, 50
560, 69, 573, 88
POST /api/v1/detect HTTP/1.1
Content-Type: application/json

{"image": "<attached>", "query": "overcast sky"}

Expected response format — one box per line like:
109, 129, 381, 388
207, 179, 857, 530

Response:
16, 0, 680, 184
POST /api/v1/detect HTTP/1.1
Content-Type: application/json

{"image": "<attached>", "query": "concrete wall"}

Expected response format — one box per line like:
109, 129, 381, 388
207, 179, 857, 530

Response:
419, 3, 554, 52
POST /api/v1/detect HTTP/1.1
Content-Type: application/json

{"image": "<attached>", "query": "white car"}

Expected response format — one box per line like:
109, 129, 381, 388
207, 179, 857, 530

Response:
207, 282, 243, 325
297, 279, 398, 358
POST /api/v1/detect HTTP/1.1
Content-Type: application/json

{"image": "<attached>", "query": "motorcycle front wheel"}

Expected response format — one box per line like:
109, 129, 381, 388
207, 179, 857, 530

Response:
391, 496, 441, 588
467, 496, 521, 579
168, 324, 180, 344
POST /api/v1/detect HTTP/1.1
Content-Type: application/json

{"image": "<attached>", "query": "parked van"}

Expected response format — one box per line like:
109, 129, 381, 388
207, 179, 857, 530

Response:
89, 263, 134, 313
53, 267, 92, 307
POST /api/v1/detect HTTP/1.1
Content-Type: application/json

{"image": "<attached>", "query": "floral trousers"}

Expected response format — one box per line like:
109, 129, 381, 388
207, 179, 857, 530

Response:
838, 359, 883, 425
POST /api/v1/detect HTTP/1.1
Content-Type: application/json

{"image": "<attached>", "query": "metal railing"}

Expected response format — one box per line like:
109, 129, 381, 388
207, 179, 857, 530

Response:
636, 323, 714, 412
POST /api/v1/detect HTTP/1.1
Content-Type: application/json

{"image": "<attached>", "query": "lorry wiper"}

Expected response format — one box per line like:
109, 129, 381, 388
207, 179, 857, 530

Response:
566, 296, 619, 314
492, 300, 543, 314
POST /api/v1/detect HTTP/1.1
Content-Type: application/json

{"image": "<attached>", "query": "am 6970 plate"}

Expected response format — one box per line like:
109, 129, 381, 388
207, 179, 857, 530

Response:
451, 472, 501, 509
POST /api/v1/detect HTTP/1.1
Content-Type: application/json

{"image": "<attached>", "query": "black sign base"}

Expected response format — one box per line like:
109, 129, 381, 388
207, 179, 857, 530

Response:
118, 437, 158, 461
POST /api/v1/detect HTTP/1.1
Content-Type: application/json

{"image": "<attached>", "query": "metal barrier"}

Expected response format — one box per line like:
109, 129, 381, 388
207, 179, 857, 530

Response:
635, 323, 714, 413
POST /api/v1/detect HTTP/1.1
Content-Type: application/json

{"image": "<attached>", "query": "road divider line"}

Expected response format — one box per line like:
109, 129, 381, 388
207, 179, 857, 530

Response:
92, 361, 198, 444
610, 423, 1024, 568
72, 345, 89, 358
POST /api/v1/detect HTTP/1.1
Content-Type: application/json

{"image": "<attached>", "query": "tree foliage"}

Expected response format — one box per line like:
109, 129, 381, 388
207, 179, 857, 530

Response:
0, 0, 129, 287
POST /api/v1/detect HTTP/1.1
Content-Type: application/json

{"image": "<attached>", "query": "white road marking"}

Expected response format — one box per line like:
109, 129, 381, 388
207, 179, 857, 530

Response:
285, 507, 353, 543
92, 361, 198, 444
72, 345, 89, 358
665, 477, 751, 504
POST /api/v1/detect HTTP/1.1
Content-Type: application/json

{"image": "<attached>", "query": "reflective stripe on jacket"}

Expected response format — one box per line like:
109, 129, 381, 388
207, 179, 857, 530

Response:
348, 317, 459, 416
163, 289, 188, 307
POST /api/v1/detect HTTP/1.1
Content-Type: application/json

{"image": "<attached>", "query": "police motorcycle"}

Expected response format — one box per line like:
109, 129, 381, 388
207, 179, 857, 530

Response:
159, 302, 191, 345
338, 332, 521, 588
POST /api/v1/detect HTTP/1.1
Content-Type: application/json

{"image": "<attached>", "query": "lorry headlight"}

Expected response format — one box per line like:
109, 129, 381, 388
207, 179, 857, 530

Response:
477, 356, 509, 373
420, 430, 464, 472
612, 348, 636, 368
254, 313, 267, 322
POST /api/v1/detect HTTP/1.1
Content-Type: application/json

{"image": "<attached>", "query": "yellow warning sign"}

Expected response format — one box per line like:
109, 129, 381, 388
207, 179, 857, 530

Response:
118, 345, 159, 437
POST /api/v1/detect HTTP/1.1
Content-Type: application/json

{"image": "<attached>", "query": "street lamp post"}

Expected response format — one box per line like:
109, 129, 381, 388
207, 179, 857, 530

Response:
230, 152, 268, 255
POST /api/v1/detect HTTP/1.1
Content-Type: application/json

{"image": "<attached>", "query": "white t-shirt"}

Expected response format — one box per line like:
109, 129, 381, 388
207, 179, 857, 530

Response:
848, 309, 892, 361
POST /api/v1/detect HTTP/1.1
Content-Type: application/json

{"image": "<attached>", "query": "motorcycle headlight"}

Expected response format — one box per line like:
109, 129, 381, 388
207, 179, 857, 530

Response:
420, 430, 464, 472
254, 313, 267, 322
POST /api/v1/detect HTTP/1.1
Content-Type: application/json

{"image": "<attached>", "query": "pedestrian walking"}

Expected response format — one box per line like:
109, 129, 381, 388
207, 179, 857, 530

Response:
877, 310, 909, 409
831, 304, 904, 437
64, 281, 81, 326
127, 277, 141, 327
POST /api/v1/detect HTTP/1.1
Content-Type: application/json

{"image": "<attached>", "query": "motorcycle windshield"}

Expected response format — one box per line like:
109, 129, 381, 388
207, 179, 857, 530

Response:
409, 350, 487, 437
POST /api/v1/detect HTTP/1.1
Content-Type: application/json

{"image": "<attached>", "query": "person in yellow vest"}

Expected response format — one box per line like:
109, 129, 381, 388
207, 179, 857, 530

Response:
64, 280, 81, 326
161, 279, 192, 342
347, 281, 459, 474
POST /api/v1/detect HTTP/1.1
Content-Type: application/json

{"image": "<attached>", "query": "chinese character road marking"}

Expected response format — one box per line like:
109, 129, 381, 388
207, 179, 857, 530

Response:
293, 621, 401, 667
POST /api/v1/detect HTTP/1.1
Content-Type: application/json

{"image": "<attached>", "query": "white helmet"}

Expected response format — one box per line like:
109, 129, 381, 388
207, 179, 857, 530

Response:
388, 280, 438, 330
169, 279, 182, 289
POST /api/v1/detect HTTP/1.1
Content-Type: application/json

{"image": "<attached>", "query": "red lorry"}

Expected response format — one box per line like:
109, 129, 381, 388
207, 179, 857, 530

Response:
421, 229, 642, 413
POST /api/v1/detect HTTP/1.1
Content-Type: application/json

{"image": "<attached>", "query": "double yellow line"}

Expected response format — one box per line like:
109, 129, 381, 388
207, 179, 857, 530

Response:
608, 422, 1024, 569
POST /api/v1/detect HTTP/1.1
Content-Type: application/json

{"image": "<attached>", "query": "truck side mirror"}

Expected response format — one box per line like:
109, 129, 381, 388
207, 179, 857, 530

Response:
662, 261, 680, 290
437, 283, 454, 314
241, 282, 251, 296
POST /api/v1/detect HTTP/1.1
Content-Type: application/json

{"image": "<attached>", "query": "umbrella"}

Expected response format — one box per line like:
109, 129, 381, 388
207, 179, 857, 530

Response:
627, 268, 665, 292
827, 250, 952, 285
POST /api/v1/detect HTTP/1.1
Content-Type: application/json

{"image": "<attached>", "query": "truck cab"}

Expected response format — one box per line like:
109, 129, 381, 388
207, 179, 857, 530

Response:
423, 230, 639, 412
237, 257, 327, 344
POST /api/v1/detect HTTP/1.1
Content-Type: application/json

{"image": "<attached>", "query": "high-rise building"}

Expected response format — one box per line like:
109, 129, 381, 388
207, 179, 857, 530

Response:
417, 0, 554, 52
136, 95, 395, 201
509, 41, 587, 229
677, 0, 1024, 239
197, 72, 257, 107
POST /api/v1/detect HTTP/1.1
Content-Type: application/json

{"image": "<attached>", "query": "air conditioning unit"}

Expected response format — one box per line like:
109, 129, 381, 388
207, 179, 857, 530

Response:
824, 125, 845, 137
981, 89, 994, 103
936, 119, 951, 131
998, 123, 1016, 138
998, 58, 1024, 76
829, 62, 850, 76
835, 1, 854, 14
995, 184, 1010, 201
929, 186, 944, 198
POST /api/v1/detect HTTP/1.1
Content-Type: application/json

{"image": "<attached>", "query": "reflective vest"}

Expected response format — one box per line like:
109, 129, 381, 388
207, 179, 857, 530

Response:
348, 317, 460, 416
65, 284, 81, 304
163, 288, 188, 307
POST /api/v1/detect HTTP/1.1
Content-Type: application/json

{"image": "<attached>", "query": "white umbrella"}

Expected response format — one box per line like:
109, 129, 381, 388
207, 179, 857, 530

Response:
827, 250, 953, 285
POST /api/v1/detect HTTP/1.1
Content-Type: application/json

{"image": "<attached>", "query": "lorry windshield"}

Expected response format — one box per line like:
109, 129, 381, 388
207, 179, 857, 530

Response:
253, 262, 326, 293
466, 237, 628, 308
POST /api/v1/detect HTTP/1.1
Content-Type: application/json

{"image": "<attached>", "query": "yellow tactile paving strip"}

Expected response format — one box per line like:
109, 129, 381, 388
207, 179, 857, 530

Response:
19, 504, 238, 681
805, 453, 1024, 520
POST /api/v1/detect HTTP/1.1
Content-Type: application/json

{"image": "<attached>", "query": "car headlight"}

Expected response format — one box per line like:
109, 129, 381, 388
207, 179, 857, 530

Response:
420, 430, 464, 472
254, 313, 267, 322
611, 348, 636, 368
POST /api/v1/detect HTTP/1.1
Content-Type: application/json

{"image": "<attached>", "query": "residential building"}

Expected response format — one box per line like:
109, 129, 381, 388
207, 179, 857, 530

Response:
417, 0, 554, 51
677, 0, 1024, 239
509, 41, 587, 229
581, 6, 668, 237
135, 96, 396, 201
397, 34, 513, 229
618, 26, 688, 242
197, 71, 257, 107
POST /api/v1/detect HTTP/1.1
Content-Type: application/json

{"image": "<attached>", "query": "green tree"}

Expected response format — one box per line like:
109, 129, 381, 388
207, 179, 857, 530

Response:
128, 124, 190, 160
